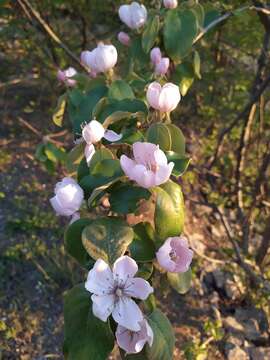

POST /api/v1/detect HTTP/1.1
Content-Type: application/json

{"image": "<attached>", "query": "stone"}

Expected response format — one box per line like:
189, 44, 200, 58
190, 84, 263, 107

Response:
249, 347, 270, 360
226, 346, 249, 360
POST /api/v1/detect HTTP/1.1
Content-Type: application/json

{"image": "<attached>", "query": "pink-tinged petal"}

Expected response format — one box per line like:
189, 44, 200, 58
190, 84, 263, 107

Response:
146, 82, 162, 110
50, 196, 73, 216
85, 144, 95, 165
154, 163, 174, 186
154, 148, 168, 166
69, 212, 80, 224
133, 167, 156, 189
113, 256, 138, 283
170, 236, 189, 248
158, 83, 181, 113
150, 47, 162, 65
171, 237, 193, 273
103, 129, 122, 142
85, 259, 114, 295
91, 294, 115, 322
112, 297, 143, 331
124, 278, 153, 300
116, 319, 153, 354
133, 142, 158, 165
156, 238, 176, 272
155, 57, 170, 76
57, 70, 66, 82
120, 155, 137, 179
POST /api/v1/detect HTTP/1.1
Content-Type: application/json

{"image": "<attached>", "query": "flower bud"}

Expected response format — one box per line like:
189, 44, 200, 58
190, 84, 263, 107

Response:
155, 57, 170, 76
82, 120, 105, 145
50, 177, 84, 217
146, 81, 181, 113
80, 44, 117, 74
119, 2, 147, 30
117, 31, 131, 46
150, 47, 162, 65
57, 67, 77, 87
163, 0, 178, 9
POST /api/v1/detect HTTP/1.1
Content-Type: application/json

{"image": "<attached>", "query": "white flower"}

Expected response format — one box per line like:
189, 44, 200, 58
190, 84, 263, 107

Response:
80, 43, 117, 74
81, 120, 122, 165
85, 256, 153, 331
119, 2, 147, 30
50, 177, 84, 217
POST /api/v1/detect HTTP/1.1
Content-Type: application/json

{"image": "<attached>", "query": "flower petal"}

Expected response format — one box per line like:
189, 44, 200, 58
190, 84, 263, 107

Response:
133, 142, 158, 166
112, 297, 143, 331
156, 238, 176, 272
120, 155, 137, 180
113, 256, 138, 283
146, 82, 162, 110
124, 278, 153, 300
154, 162, 174, 186
85, 143, 96, 165
85, 259, 114, 295
103, 129, 122, 142
91, 294, 115, 322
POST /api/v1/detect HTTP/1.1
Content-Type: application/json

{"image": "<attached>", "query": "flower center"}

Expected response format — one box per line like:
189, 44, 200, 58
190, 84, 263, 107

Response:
115, 288, 123, 297
169, 249, 177, 261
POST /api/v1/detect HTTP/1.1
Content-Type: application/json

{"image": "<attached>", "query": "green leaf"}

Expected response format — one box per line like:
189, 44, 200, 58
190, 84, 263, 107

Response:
166, 124, 185, 155
53, 93, 66, 127
82, 217, 134, 264
203, 9, 221, 28
64, 219, 94, 268
66, 142, 85, 174
193, 50, 201, 79
88, 148, 114, 172
68, 86, 108, 135
164, 9, 198, 62
146, 123, 172, 152
166, 152, 190, 176
129, 223, 155, 262
44, 142, 66, 163
190, 3, 205, 28
137, 262, 154, 280
142, 15, 160, 53
122, 309, 175, 360
173, 62, 194, 96
110, 184, 151, 214
108, 80, 135, 100
64, 284, 114, 360
153, 180, 185, 245
35, 144, 47, 162
103, 111, 144, 129
167, 268, 192, 294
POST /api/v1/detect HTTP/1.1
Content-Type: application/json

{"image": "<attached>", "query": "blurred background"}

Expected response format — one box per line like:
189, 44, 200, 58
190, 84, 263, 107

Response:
0, 0, 269, 359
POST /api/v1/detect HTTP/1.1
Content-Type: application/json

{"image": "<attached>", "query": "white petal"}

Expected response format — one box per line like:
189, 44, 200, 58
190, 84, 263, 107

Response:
103, 130, 122, 142
85, 259, 114, 295
85, 144, 96, 166
124, 278, 153, 300
113, 256, 138, 284
91, 294, 115, 322
112, 297, 143, 331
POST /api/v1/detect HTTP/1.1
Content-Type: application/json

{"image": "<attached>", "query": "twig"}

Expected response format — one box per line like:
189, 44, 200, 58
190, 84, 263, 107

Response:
16, 0, 85, 70
256, 217, 270, 265
188, 236, 226, 265
18, 116, 42, 137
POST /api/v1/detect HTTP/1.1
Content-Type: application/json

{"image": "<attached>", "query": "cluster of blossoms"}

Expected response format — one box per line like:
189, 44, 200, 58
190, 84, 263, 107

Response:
52, 0, 193, 355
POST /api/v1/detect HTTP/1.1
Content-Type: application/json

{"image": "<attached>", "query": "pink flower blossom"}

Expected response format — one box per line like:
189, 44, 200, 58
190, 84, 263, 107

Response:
120, 142, 174, 189
50, 177, 84, 217
155, 57, 170, 76
85, 256, 153, 331
146, 81, 181, 113
117, 31, 131, 46
57, 67, 77, 87
80, 43, 117, 74
81, 120, 122, 165
116, 319, 153, 354
150, 47, 162, 65
119, 2, 147, 30
163, 0, 178, 9
156, 236, 193, 273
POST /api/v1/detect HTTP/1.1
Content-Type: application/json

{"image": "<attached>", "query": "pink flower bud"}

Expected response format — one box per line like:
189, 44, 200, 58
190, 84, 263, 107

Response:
50, 177, 84, 217
150, 47, 162, 65
156, 236, 193, 273
119, 2, 147, 30
117, 31, 131, 46
146, 81, 181, 113
155, 57, 170, 76
82, 120, 105, 145
57, 67, 77, 87
80, 44, 117, 74
163, 0, 178, 9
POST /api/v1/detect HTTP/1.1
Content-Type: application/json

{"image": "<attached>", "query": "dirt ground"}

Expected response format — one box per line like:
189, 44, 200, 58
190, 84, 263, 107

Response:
0, 69, 269, 360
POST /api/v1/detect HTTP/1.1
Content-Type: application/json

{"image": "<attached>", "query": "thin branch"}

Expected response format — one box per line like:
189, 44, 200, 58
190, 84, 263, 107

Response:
256, 218, 270, 265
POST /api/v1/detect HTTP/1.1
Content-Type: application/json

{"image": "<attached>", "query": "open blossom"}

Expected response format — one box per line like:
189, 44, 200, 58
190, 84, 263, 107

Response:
81, 120, 122, 165
117, 31, 131, 46
156, 236, 193, 273
163, 0, 178, 9
120, 142, 174, 189
119, 2, 147, 30
85, 256, 153, 331
80, 43, 117, 74
57, 67, 77, 87
116, 319, 153, 354
147, 82, 181, 113
50, 177, 84, 217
